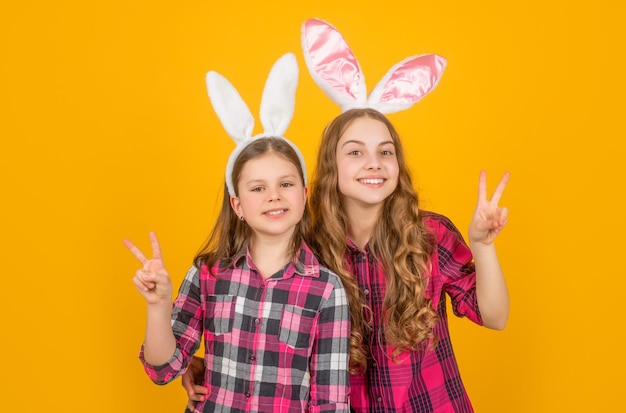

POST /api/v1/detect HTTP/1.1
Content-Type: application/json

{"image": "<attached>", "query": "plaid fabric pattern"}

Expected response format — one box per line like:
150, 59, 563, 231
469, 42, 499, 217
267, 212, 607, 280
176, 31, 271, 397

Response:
140, 242, 350, 413
346, 211, 482, 413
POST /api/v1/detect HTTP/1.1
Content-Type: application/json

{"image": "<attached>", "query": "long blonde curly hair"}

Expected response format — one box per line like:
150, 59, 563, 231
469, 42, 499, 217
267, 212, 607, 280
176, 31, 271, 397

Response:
307, 108, 438, 373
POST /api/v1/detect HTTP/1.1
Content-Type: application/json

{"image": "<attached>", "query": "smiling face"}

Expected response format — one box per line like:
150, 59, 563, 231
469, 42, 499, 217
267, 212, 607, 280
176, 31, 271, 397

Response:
230, 151, 307, 241
335, 116, 399, 214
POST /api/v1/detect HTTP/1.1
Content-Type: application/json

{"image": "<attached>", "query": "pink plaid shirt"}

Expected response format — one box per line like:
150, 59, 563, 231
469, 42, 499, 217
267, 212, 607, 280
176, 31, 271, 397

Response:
347, 211, 482, 413
139, 241, 350, 413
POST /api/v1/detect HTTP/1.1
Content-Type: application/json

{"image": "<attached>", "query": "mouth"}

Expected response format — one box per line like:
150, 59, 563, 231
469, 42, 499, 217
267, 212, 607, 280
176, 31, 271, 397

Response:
264, 208, 288, 216
358, 178, 385, 185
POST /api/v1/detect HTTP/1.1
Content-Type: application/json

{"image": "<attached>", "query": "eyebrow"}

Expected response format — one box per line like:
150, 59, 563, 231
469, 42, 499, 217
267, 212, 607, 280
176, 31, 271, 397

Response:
245, 173, 299, 185
340, 139, 395, 148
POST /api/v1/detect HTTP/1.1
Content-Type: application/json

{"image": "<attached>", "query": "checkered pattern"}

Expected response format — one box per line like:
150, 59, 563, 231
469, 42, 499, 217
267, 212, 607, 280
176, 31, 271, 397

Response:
347, 211, 482, 413
140, 242, 350, 413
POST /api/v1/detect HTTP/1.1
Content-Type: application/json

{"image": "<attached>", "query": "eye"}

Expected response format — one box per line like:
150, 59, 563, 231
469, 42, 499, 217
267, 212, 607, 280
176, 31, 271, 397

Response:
381, 150, 394, 156
280, 182, 295, 188
348, 150, 362, 156
251, 186, 264, 192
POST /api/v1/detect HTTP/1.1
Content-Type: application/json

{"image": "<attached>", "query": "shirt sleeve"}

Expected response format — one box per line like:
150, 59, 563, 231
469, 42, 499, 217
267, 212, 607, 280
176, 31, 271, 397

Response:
435, 215, 483, 325
139, 265, 204, 384
308, 272, 351, 413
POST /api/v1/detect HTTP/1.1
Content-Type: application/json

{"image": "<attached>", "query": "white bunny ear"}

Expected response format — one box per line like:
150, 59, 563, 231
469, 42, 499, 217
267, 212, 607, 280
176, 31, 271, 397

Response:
367, 54, 447, 114
206, 70, 254, 144
260, 53, 298, 137
301, 18, 367, 111
208, 54, 307, 197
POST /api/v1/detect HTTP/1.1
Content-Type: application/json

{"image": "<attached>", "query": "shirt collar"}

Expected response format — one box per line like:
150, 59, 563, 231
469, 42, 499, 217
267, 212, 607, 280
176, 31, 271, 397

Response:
346, 237, 372, 253
232, 241, 321, 279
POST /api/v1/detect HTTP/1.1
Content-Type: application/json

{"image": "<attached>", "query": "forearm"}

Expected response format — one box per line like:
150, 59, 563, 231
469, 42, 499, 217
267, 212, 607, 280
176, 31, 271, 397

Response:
143, 303, 177, 365
471, 242, 509, 330
309, 288, 350, 412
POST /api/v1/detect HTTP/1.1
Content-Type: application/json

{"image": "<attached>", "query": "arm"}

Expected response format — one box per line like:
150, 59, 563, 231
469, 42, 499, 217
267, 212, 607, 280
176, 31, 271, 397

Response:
309, 275, 351, 413
124, 232, 176, 364
126, 233, 204, 385
468, 171, 510, 330
182, 356, 209, 410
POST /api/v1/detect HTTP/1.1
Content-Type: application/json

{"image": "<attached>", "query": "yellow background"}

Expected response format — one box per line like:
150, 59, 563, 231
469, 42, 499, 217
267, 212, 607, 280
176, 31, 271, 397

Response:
1, 0, 624, 412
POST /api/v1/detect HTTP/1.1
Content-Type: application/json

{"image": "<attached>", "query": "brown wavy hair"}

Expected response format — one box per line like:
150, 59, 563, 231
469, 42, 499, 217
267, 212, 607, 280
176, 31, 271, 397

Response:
195, 137, 310, 272
307, 108, 438, 373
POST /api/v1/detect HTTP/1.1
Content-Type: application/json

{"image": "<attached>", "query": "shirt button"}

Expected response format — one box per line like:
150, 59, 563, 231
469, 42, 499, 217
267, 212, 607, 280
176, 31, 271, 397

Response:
376, 396, 382, 402
245, 392, 251, 398
372, 363, 377, 368
254, 318, 260, 325
363, 289, 369, 296
249, 355, 256, 361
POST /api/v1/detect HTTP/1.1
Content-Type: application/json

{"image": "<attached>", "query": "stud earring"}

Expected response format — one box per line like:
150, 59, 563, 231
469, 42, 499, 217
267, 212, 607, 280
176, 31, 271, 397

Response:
239, 215, 245, 221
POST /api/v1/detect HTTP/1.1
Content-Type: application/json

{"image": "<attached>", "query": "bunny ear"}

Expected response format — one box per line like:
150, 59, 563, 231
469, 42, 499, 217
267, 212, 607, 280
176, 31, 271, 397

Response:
260, 53, 298, 137
367, 54, 447, 114
206, 71, 254, 144
301, 18, 367, 111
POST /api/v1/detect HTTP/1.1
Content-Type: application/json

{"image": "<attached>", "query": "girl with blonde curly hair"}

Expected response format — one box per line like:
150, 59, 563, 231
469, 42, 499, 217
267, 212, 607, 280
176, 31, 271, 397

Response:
306, 108, 510, 412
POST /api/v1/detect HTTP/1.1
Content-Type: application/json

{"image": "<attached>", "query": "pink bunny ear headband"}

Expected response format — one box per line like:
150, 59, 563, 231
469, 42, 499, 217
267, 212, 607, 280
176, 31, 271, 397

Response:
301, 18, 446, 114
206, 52, 307, 196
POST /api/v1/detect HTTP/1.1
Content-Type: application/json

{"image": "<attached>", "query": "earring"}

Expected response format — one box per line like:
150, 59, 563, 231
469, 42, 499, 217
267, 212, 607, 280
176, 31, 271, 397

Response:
239, 215, 245, 221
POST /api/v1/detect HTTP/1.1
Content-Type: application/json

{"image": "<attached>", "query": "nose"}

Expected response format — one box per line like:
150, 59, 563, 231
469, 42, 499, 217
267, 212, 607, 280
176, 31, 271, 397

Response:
267, 187, 281, 201
365, 153, 381, 170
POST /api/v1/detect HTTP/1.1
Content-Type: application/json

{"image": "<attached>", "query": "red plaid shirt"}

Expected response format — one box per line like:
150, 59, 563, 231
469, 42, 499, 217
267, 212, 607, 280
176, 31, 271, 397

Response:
139, 241, 350, 413
347, 211, 482, 413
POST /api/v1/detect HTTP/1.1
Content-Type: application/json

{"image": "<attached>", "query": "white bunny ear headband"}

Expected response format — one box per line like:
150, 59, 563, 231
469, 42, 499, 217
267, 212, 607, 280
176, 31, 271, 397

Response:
206, 52, 306, 196
301, 18, 446, 114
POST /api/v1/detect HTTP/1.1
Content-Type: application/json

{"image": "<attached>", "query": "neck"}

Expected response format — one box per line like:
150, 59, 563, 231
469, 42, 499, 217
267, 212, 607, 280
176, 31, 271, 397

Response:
345, 202, 382, 251
248, 232, 294, 279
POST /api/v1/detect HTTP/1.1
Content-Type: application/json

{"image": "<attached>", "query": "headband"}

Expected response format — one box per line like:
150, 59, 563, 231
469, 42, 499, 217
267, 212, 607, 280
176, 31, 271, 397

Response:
301, 18, 447, 114
205, 52, 307, 196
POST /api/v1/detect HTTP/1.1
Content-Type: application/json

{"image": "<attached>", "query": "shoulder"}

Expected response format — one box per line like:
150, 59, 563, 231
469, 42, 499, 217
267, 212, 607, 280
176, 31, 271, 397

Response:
421, 210, 464, 239
317, 264, 345, 288
421, 209, 455, 229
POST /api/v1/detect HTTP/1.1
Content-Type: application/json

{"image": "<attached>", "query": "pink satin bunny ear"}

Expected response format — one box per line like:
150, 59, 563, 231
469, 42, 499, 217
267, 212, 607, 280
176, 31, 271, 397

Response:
367, 54, 447, 114
301, 18, 367, 111
301, 18, 447, 114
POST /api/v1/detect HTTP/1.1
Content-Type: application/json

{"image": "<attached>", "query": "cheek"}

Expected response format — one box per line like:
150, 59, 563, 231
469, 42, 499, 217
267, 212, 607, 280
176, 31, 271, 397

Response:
335, 160, 350, 183
336, 174, 349, 195
389, 161, 400, 180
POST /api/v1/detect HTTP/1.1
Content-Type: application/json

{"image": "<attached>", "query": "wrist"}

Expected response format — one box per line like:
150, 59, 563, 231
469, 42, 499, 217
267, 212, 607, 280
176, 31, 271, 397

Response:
469, 241, 496, 256
147, 300, 173, 315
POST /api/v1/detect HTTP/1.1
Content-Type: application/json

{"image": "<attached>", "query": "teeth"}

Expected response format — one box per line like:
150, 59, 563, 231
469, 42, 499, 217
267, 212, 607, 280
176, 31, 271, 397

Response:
359, 178, 384, 185
266, 209, 286, 216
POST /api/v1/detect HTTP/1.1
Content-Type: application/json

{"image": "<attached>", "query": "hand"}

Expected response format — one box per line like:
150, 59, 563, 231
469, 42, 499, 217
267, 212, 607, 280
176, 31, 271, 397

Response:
182, 356, 209, 410
468, 171, 510, 245
123, 232, 172, 306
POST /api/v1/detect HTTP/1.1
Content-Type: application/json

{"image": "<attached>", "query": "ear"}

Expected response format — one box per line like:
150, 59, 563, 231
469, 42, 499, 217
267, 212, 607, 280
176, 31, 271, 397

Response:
303, 185, 308, 202
367, 54, 447, 114
230, 195, 242, 217
260, 52, 298, 137
206, 70, 254, 144
301, 18, 367, 111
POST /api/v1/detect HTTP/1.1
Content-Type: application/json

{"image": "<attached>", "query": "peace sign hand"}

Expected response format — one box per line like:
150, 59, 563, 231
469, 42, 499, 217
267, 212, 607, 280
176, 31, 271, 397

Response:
468, 171, 510, 246
123, 232, 172, 307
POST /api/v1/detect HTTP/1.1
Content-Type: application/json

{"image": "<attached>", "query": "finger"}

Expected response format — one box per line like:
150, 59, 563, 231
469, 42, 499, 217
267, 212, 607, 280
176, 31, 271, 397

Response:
135, 269, 157, 289
189, 388, 207, 402
497, 207, 509, 227
149, 232, 163, 261
490, 171, 510, 204
132, 273, 153, 292
477, 170, 487, 201
123, 239, 148, 265
192, 385, 209, 396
